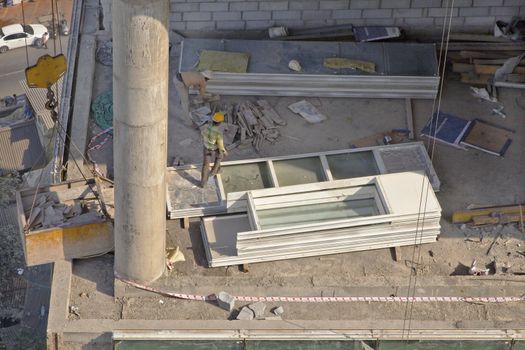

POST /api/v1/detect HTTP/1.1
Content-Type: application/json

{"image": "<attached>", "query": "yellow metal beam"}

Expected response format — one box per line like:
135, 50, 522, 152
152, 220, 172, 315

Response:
452, 204, 525, 224
24, 221, 113, 266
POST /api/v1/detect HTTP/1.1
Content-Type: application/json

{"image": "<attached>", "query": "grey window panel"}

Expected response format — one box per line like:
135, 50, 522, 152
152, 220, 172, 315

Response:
273, 157, 325, 187
221, 162, 273, 194
326, 151, 380, 180
257, 198, 380, 230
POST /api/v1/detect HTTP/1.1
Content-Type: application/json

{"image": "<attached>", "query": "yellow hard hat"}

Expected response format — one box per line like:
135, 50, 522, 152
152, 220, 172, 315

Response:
212, 112, 225, 123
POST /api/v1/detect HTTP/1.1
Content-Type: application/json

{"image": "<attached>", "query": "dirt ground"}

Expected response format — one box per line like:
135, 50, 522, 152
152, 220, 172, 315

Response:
67, 53, 525, 324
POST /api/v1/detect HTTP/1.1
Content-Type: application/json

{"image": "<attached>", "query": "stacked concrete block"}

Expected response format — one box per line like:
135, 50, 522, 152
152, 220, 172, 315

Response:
168, 0, 519, 34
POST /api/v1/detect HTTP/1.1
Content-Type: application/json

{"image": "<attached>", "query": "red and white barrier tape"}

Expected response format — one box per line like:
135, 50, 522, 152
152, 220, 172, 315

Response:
87, 127, 113, 151
118, 277, 525, 304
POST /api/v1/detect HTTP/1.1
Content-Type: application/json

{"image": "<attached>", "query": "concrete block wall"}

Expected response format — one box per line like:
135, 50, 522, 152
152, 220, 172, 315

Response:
169, 0, 522, 35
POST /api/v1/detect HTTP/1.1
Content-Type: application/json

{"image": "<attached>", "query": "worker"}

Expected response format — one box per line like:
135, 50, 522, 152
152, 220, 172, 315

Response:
41, 32, 49, 49
200, 112, 228, 188
173, 70, 213, 122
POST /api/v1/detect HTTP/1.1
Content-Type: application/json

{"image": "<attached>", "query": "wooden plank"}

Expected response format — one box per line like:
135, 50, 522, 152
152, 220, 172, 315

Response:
452, 204, 525, 223
460, 119, 512, 156
443, 43, 525, 51
452, 62, 475, 73
460, 73, 491, 85
473, 58, 525, 66
405, 98, 414, 139
454, 63, 525, 75
507, 74, 525, 83
181, 217, 190, 229
474, 64, 525, 75
471, 214, 522, 226
449, 33, 514, 43
459, 51, 523, 59
256, 100, 286, 126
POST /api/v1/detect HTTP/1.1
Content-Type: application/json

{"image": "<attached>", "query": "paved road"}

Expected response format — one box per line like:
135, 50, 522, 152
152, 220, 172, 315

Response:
0, 37, 69, 98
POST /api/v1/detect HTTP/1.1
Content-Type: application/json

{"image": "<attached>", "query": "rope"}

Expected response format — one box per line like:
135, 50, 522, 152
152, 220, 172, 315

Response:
401, 0, 455, 346
117, 276, 525, 304
91, 91, 113, 134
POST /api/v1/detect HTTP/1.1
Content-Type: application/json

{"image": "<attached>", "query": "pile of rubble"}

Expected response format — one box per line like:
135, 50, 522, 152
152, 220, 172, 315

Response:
192, 99, 286, 152
25, 194, 105, 231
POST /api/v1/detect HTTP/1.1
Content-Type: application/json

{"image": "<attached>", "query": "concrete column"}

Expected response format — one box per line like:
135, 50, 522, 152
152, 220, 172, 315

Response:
113, 0, 168, 283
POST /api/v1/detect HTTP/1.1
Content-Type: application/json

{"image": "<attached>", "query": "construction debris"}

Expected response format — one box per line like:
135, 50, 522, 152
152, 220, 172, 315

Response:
323, 58, 376, 74
166, 247, 185, 270
231, 100, 282, 151
288, 59, 302, 72
24, 193, 104, 230
447, 30, 525, 88
236, 306, 254, 320
216, 291, 235, 311
453, 204, 525, 226
0, 173, 20, 207
268, 24, 354, 41
353, 26, 401, 42
272, 306, 284, 316
288, 100, 326, 123
469, 259, 490, 276
247, 301, 266, 319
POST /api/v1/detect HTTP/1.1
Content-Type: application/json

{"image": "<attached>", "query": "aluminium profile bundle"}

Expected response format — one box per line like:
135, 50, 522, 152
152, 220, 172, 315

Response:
201, 74, 440, 99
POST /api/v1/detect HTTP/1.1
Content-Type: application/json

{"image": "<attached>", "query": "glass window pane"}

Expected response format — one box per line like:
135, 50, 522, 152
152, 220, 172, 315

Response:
221, 162, 273, 194
273, 157, 325, 187
258, 198, 380, 229
326, 151, 379, 180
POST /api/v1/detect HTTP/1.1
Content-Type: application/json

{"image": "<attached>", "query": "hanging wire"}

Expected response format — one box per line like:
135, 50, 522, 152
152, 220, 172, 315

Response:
401, 1, 456, 347
50, 0, 57, 55
20, 0, 30, 68
54, 0, 64, 54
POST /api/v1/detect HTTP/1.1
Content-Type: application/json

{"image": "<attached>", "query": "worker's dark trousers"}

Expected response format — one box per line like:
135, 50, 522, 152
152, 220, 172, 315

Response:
201, 147, 224, 187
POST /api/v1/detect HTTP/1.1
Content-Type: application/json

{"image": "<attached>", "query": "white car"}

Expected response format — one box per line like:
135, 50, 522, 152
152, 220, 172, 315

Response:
0, 24, 48, 53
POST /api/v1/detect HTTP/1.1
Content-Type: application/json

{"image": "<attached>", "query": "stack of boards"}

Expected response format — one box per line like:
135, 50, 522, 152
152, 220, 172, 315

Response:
200, 172, 441, 267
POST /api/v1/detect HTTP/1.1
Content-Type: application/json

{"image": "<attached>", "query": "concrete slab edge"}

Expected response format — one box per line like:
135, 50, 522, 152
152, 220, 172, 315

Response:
47, 260, 72, 350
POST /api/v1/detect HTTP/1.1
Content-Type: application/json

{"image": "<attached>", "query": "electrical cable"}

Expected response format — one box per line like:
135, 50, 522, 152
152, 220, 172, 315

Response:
20, 0, 30, 68
50, 0, 57, 55
54, 0, 64, 54
402, 0, 454, 348
400, 1, 456, 347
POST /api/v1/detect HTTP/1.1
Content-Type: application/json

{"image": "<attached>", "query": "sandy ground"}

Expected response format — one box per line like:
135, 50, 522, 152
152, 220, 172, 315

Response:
67, 58, 525, 324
